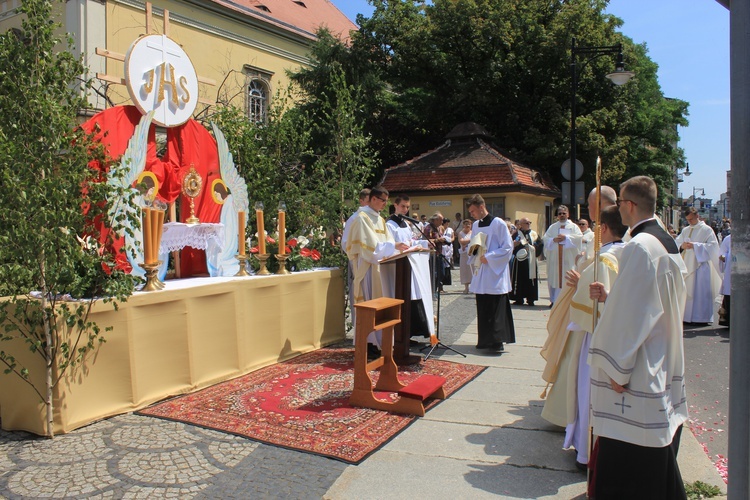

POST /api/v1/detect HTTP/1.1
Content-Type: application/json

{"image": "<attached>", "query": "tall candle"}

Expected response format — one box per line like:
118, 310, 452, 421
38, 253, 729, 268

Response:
278, 209, 286, 254
256, 208, 266, 254
238, 210, 246, 256
155, 209, 165, 253
142, 207, 153, 264
150, 207, 160, 263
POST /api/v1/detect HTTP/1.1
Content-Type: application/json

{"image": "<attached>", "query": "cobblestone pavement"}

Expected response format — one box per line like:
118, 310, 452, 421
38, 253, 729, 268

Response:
0, 413, 347, 499
0, 272, 471, 500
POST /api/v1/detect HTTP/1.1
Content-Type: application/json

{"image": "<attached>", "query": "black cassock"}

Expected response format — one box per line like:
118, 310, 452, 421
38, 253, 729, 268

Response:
509, 229, 539, 305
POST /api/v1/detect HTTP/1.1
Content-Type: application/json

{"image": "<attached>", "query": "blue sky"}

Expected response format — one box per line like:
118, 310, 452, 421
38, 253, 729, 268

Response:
330, 0, 730, 202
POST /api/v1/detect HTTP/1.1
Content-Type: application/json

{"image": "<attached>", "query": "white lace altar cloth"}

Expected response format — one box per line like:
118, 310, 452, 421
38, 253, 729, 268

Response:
160, 223, 225, 253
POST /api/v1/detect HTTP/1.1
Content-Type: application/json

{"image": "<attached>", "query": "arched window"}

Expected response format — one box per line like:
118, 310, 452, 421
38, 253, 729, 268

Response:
247, 79, 268, 125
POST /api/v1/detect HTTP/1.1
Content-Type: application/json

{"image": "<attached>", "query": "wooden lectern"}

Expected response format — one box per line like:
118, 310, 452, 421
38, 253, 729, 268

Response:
379, 250, 426, 365
350, 297, 445, 417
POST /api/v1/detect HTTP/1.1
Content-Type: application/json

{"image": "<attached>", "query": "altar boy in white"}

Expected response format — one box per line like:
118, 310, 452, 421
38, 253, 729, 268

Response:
385, 194, 434, 340
588, 176, 688, 499
467, 194, 515, 352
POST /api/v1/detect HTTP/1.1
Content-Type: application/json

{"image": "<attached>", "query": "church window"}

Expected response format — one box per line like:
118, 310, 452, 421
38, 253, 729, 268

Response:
243, 66, 273, 125
247, 79, 268, 124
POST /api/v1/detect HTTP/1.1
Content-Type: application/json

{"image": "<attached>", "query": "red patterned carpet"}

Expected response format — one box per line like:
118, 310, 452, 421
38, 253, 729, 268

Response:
138, 347, 485, 464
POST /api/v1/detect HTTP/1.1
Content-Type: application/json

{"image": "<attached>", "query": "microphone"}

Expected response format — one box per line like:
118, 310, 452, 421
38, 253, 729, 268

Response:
401, 214, 421, 225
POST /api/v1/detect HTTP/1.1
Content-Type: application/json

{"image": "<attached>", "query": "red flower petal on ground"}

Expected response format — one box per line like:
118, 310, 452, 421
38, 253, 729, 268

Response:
311, 249, 321, 261
288, 238, 298, 248
300, 248, 312, 258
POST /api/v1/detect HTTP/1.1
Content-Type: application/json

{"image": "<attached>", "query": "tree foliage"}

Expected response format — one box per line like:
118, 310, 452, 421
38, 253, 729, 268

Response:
0, 0, 140, 436
342, 0, 687, 204
204, 52, 377, 271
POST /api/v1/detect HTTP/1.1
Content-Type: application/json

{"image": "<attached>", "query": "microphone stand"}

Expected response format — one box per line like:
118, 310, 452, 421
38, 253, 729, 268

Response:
401, 217, 465, 360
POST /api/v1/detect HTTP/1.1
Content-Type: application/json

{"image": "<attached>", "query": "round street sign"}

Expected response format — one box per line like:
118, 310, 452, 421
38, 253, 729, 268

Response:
561, 159, 584, 181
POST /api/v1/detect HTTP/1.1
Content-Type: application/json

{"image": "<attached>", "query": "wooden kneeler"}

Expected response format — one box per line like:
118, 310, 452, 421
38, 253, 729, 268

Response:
350, 297, 446, 417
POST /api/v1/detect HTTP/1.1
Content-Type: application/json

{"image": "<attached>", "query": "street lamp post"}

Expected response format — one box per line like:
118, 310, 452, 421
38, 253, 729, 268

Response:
568, 38, 634, 209
692, 186, 705, 208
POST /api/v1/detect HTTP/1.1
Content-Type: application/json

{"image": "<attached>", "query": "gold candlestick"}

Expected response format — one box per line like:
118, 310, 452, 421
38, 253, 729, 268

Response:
140, 261, 163, 292
255, 253, 271, 275
235, 254, 250, 276
275, 253, 291, 275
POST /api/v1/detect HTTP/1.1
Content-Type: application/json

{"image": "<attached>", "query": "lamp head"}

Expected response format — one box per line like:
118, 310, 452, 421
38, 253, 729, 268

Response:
605, 51, 634, 86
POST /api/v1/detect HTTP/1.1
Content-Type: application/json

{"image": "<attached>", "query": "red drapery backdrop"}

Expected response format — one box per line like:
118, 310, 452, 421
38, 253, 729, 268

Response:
82, 105, 221, 277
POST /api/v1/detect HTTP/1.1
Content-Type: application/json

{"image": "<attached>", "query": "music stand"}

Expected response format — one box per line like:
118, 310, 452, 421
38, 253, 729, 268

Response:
404, 219, 465, 360
422, 250, 465, 360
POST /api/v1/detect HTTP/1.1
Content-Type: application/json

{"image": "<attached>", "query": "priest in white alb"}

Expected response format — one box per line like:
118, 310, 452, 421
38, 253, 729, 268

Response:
344, 186, 398, 352
543, 205, 582, 306
675, 206, 721, 324
588, 176, 688, 499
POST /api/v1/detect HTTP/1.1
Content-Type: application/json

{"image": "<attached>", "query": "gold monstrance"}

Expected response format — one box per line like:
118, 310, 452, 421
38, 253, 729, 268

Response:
183, 166, 202, 224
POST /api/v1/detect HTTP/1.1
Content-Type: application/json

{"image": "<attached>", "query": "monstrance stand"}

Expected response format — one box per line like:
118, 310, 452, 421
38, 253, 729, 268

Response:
182, 166, 202, 224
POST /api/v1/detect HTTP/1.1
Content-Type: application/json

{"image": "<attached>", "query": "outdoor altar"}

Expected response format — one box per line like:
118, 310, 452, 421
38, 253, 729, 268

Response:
0, 269, 345, 435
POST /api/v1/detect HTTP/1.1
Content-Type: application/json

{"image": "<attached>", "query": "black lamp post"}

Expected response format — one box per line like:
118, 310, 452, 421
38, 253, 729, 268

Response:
569, 38, 634, 208
692, 186, 705, 208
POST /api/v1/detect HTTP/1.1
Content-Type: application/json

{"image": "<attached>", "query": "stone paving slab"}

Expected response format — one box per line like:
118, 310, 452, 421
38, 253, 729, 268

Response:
324, 450, 587, 500
380, 420, 576, 472
425, 399, 561, 432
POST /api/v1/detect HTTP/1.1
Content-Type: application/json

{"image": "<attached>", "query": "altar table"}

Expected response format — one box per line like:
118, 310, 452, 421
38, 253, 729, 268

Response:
0, 269, 345, 435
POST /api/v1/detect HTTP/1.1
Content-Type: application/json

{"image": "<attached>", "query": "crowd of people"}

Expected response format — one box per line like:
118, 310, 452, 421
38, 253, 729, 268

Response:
341, 179, 732, 498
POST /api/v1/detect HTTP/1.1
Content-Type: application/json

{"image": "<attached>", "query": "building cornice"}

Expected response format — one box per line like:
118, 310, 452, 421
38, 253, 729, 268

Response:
113, 0, 313, 66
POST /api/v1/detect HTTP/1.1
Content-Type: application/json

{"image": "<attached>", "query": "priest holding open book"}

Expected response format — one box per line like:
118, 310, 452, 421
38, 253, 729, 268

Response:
385, 194, 434, 342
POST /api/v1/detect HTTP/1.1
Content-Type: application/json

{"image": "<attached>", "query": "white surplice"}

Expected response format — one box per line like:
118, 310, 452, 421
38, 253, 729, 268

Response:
384, 219, 435, 336
468, 216, 513, 295
675, 220, 721, 323
581, 228, 595, 262
543, 220, 583, 304
562, 242, 624, 463
719, 234, 731, 296
588, 223, 688, 448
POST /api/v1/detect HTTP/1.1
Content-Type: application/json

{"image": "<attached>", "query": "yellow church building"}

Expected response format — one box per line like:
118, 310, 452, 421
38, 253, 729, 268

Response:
0, 0, 355, 120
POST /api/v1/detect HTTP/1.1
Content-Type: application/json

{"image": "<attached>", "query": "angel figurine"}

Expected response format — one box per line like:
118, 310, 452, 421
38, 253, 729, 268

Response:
107, 111, 168, 281
206, 122, 249, 276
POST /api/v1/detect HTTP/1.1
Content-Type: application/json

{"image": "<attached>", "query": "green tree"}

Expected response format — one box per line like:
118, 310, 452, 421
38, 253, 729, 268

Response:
0, 0, 140, 436
351, 0, 687, 203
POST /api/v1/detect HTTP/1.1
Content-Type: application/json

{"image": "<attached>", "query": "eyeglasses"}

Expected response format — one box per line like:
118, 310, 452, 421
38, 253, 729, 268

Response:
577, 222, 588, 226
616, 198, 637, 207
373, 196, 387, 203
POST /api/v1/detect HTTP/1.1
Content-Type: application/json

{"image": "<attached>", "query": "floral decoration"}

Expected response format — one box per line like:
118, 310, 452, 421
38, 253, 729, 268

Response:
247, 229, 323, 272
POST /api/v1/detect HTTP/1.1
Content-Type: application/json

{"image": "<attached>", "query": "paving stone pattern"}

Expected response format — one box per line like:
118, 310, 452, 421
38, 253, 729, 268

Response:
0, 413, 346, 499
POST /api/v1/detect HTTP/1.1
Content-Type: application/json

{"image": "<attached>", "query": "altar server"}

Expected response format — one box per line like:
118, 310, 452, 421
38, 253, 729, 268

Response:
543, 206, 583, 306
675, 207, 721, 324
578, 218, 595, 262
588, 175, 688, 499
466, 194, 515, 352
385, 194, 434, 339
718, 233, 731, 327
